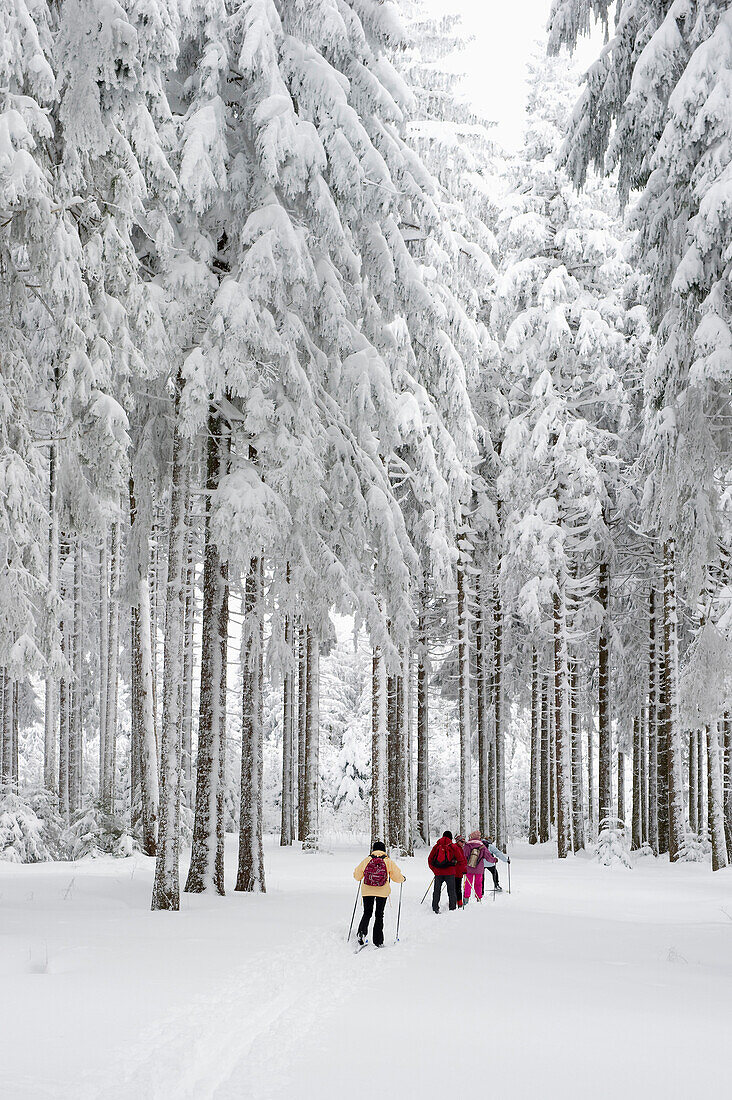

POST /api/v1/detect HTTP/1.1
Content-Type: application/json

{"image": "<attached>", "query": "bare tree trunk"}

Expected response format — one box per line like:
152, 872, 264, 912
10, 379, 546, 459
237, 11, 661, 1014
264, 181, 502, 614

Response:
598, 558, 612, 828
553, 585, 571, 858
11, 680, 18, 792
151, 387, 189, 908
689, 729, 699, 834
302, 627, 319, 850
539, 666, 551, 843
185, 412, 227, 895
387, 659, 398, 848
476, 576, 490, 838
640, 703, 649, 845
529, 647, 540, 845
69, 537, 83, 814
416, 584, 429, 845
723, 711, 732, 861
297, 623, 307, 841
457, 561, 472, 838
181, 530, 196, 809
632, 715, 642, 850
237, 558, 266, 890
1, 669, 12, 791
406, 648, 415, 854
493, 577, 505, 848
58, 613, 70, 820
371, 645, 387, 842
570, 650, 584, 851
661, 540, 685, 861
698, 724, 707, 841
398, 647, 411, 854
707, 722, 729, 871
586, 719, 596, 841
648, 587, 659, 854
103, 521, 121, 813
98, 537, 108, 800
44, 431, 59, 792
280, 612, 294, 847
617, 750, 626, 826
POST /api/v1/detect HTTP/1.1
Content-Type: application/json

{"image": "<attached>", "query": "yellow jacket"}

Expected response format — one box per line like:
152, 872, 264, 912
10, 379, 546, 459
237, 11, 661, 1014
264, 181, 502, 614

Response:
353, 852, 405, 898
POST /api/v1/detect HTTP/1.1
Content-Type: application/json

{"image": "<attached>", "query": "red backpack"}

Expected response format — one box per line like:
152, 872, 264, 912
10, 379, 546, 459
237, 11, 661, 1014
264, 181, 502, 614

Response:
363, 856, 389, 888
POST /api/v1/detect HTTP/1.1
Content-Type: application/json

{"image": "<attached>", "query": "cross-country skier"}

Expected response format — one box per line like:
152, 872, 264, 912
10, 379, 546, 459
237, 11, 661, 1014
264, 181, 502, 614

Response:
428, 831, 463, 913
353, 842, 405, 947
461, 831, 494, 903
480, 835, 510, 892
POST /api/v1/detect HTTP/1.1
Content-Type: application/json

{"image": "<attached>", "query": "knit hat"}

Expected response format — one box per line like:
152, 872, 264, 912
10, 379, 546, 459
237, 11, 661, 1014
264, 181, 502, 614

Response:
442, 830, 453, 840
455, 835, 466, 844
371, 841, 387, 853
469, 829, 481, 841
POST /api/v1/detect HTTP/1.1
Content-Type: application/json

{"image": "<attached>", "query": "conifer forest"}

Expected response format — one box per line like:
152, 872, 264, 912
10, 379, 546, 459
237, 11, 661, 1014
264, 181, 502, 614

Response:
1, 2, 731, 1096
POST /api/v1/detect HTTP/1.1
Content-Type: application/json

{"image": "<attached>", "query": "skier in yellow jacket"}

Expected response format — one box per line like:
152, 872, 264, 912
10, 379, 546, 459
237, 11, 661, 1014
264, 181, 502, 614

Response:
353, 842, 405, 947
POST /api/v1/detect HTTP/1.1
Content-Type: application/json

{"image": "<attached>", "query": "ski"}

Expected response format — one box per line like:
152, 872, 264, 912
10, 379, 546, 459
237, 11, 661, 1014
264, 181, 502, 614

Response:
354, 939, 369, 953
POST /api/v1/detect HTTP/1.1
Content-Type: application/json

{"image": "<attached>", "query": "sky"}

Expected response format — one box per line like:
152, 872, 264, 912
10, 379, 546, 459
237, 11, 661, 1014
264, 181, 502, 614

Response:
422, 0, 602, 150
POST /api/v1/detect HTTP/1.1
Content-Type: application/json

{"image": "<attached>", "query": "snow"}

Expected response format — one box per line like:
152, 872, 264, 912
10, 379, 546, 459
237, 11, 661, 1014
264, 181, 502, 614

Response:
2, 839, 731, 1099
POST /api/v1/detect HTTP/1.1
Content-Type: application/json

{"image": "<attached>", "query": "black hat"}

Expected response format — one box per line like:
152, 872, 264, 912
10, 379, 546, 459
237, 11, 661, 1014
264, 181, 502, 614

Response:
371, 841, 386, 853
442, 830, 453, 840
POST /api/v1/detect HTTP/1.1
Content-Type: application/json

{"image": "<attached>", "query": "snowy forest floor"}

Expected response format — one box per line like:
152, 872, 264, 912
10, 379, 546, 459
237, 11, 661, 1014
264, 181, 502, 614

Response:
1, 840, 731, 1100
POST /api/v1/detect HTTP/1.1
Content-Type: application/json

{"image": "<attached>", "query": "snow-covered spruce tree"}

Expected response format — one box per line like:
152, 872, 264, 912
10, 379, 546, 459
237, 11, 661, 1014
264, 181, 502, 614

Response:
492, 48, 646, 856
549, 1, 732, 862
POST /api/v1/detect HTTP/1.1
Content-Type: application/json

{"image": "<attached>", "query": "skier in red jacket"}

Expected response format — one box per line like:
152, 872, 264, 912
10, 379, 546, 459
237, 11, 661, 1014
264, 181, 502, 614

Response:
428, 831, 463, 913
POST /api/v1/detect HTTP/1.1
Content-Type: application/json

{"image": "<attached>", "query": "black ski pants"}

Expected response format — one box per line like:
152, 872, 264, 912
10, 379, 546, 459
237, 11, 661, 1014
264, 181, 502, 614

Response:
483, 864, 500, 890
358, 895, 387, 946
432, 874, 457, 912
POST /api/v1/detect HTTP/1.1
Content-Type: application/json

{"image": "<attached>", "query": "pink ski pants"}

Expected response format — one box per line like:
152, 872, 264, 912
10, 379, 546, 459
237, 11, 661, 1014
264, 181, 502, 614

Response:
464, 870, 483, 900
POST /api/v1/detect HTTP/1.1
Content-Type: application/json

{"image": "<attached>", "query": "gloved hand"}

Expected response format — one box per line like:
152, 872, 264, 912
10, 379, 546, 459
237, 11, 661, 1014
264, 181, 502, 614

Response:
507, 857, 511, 864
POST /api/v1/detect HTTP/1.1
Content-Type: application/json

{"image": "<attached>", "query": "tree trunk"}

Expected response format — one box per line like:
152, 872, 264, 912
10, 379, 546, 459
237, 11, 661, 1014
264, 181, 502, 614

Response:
98, 537, 108, 800
698, 724, 707, 841
661, 540, 685, 861
493, 577, 505, 848
44, 430, 59, 792
553, 585, 571, 858
416, 585, 429, 845
59, 603, 70, 820
371, 645, 387, 842
0, 669, 12, 791
640, 703, 648, 846
457, 561, 472, 838
151, 386, 189, 908
723, 711, 732, 861
181, 540, 196, 809
707, 722, 729, 871
302, 627, 319, 849
69, 537, 83, 814
586, 719, 596, 841
529, 647, 540, 845
11, 679, 19, 792
539, 666, 551, 843
570, 649, 584, 851
689, 729, 699, 835
406, 648, 415, 854
632, 715, 642, 850
280, 612, 294, 847
598, 558, 612, 828
617, 750, 626, 826
297, 623, 307, 841
185, 412, 228, 895
476, 576, 490, 838
648, 586, 659, 854
387, 661, 398, 848
103, 522, 121, 813
236, 558, 266, 890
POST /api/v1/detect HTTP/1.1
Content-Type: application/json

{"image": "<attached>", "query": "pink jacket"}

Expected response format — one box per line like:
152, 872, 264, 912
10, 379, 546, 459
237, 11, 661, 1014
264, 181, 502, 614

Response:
463, 840, 495, 872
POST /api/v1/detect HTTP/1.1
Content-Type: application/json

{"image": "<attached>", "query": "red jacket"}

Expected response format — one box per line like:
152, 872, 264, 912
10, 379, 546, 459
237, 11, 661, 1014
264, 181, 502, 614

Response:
428, 837, 464, 877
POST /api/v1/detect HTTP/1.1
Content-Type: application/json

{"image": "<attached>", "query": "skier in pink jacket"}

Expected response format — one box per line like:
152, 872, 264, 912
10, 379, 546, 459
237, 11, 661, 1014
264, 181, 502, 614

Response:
461, 830, 494, 903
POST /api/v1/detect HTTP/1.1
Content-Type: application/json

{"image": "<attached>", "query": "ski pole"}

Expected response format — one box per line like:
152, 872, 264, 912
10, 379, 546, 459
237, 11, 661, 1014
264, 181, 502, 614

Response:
420, 877, 435, 905
395, 882, 403, 944
347, 882, 361, 942
508, 859, 511, 895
